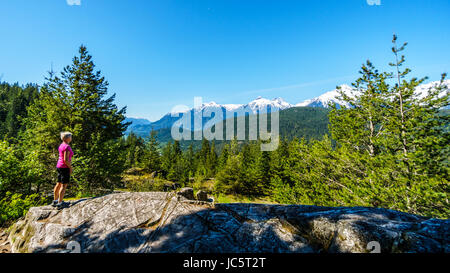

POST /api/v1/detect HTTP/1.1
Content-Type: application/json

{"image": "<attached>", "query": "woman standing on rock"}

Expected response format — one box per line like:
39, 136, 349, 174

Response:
52, 132, 74, 209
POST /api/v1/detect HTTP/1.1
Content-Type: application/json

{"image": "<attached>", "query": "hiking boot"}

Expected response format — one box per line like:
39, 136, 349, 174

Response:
56, 201, 67, 210
51, 200, 58, 207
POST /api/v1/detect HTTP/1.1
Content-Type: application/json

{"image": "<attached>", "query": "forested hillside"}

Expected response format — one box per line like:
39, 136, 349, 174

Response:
140, 106, 330, 150
0, 82, 38, 140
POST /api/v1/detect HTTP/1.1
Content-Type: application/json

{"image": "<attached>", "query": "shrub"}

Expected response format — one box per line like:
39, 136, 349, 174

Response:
125, 178, 167, 192
0, 192, 47, 227
0, 140, 46, 195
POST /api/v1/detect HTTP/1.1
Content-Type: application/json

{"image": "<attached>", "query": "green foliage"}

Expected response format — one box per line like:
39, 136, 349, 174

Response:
0, 82, 38, 141
215, 151, 244, 194
121, 132, 146, 169
278, 107, 330, 141
329, 60, 390, 156
22, 45, 129, 196
215, 139, 271, 196
72, 133, 127, 196
142, 130, 161, 172
125, 178, 168, 192
270, 137, 449, 218
0, 140, 46, 195
0, 192, 47, 227
0, 140, 22, 193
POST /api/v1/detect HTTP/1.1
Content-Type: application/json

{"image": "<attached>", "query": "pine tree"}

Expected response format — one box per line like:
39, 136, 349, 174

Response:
167, 140, 187, 182
184, 143, 196, 178
389, 34, 413, 158
218, 144, 230, 170
143, 130, 161, 173
385, 35, 449, 178
23, 45, 129, 194
124, 132, 145, 168
160, 141, 173, 177
253, 149, 271, 195
329, 60, 389, 156
206, 140, 218, 177
239, 142, 255, 193
0, 83, 38, 141
269, 138, 289, 183
410, 75, 449, 177
215, 152, 243, 194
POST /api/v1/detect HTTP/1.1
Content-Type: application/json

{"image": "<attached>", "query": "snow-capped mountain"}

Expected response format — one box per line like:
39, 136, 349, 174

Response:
172, 97, 292, 115
125, 80, 448, 136
295, 84, 355, 108
170, 101, 242, 115
295, 80, 449, 108
141, 97, 293, 132
248, 97, 293, 112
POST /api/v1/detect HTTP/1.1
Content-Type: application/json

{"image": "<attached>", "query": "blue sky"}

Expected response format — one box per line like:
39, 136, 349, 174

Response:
0, 0, 449, 121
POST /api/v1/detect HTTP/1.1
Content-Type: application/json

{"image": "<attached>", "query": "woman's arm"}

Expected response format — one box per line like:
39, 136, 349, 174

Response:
63, 150, 72, 173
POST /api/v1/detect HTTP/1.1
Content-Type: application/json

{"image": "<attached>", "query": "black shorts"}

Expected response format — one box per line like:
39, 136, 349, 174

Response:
57, 167, 71, 184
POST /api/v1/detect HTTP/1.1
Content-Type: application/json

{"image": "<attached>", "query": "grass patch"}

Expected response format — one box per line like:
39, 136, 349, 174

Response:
215, 194, 277, 204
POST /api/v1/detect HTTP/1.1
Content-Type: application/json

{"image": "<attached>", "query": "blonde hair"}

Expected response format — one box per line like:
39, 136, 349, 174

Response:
60, 132, 73, 141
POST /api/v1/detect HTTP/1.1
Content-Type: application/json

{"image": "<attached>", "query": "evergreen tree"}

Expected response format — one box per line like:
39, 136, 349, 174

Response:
23, 45, 129, 195
160, 141, 173, 177
0, 83, 38, 141
142, 130, 161, 173
218, 143, 230, 170
409, 75, 449, 177
329, 60, 389, 156
269, 138, 290, 183
253, 149, 271, 195
123, 132, 145, 168
215, 152, 243, 194
185, 143, 196, 178
238, 142, 255, 193
206, 140, 218, 177
385, 35, 449, 178
167, 141, 187, 182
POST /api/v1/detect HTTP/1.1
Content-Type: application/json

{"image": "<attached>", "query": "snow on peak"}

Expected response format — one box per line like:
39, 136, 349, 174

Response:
295, 81, 449, 108
168, 80, 448, 117
271, 97, 293, 109
198, 101, 245, 112
199, 101, 221, 109
247, 97, 292, 112
222, 103, 243, 112
169, 96, 294, 117
295, 84, 354, 108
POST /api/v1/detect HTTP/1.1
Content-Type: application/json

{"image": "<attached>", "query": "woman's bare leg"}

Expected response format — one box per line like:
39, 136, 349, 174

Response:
58, 184, 68, 203
54, 183, 62, 201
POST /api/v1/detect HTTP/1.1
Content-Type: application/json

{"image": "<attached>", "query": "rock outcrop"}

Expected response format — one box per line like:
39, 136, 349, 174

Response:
8, 191, 449, 253
0, 229, 11, 253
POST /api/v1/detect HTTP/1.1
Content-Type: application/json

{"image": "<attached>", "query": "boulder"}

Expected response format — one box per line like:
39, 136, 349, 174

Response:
196, 190, 208, 201
8, 192, 449, 253
177, 187, 194, 200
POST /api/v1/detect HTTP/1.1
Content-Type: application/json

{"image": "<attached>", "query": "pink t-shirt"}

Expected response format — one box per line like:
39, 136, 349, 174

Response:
56, 142, 73, 168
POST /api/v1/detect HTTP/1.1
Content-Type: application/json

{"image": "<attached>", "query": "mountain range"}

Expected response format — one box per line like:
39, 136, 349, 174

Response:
125, 80, 449, 137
